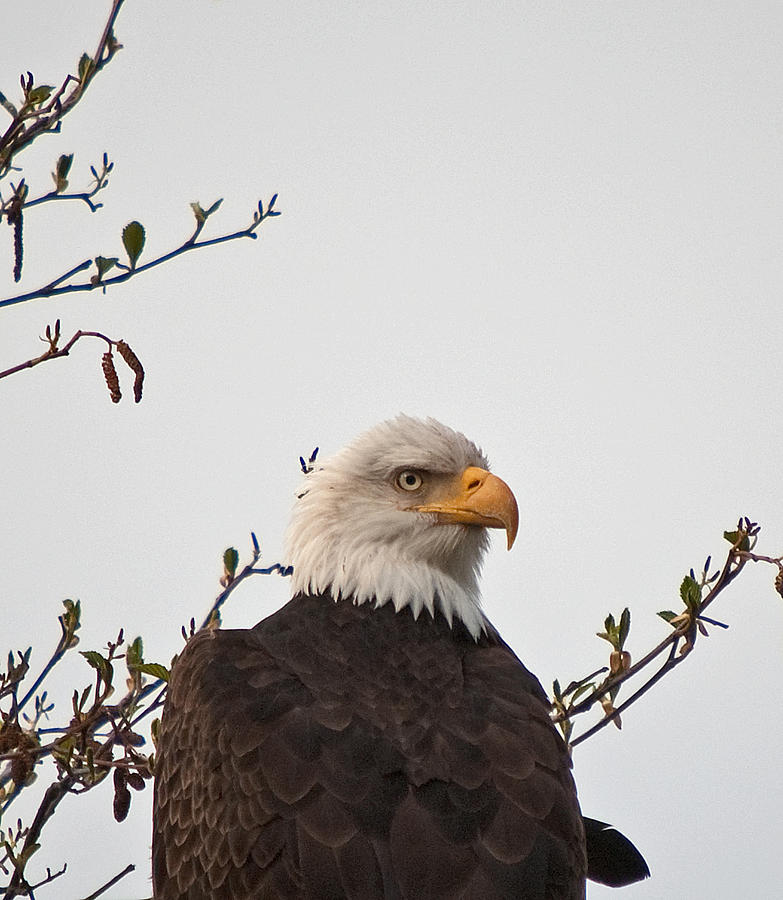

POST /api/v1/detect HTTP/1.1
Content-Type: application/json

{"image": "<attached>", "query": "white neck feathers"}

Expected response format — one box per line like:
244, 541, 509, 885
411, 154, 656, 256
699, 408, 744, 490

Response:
287, 539, 488, 639
283, 416, 494, 641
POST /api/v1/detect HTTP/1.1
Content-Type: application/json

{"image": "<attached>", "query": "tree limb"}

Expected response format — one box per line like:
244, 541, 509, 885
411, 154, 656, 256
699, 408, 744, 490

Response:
0, 195, 280, 310
0, 1, 125, 179
552, 519, 773, 748
79, 863, 135, 900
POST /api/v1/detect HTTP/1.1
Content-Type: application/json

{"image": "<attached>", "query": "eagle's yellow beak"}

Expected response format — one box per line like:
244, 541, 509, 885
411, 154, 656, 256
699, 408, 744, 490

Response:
413, 466, 519, 550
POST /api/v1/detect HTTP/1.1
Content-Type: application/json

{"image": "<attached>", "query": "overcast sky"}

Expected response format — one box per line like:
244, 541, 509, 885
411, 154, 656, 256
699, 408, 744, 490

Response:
2, 2, 783, 897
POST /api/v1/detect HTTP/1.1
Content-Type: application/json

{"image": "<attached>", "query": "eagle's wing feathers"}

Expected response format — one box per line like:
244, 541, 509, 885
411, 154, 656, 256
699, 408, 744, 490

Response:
153, 597, 585, 900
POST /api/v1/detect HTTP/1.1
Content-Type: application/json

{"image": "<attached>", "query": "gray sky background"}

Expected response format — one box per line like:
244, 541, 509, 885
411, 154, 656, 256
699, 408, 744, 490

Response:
2, 2, 783, 897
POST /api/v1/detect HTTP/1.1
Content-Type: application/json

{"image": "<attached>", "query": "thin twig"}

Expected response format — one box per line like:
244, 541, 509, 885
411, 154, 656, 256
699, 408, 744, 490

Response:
0, 198, 279, 310
738, 550, 783, 567
556, 531, 756, 746
26, 864, 67, 893
570, 642, 683, 747
79, 863, 135, 900
202, 557, 292, 629
0, 549, 291, 783
0, 330, 113, 381
3, 781, 71, 899
0, 543, 290, 894
23, 189, 103, 214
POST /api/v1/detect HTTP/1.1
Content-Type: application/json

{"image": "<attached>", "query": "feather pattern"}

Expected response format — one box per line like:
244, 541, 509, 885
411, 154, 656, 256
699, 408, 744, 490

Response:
153, 595, 586, 899
153, 417, 590, 898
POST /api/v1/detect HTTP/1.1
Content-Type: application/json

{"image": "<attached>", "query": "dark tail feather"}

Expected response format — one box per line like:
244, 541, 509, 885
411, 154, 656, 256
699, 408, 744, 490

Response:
583, 816, 650, 887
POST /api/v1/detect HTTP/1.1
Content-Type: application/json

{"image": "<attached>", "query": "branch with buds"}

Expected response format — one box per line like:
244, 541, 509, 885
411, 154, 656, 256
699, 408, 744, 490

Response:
1, 1, 279, 306
1, 493, 780, 896
0, 2, 125, 181
0, 532, 291, 897
1, 195, 280, 309
552, 518, 781, 748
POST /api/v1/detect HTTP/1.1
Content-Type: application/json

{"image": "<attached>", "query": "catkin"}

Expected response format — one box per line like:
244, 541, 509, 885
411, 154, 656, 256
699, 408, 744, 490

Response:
101, 351, 122, 403
7, 200, 23, 283
116, 340, 144, 403
113, 767, 131, 822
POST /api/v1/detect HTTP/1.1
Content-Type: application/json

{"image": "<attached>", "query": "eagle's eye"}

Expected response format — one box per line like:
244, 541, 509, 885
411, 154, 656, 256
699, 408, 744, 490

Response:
396, 470, 424, 492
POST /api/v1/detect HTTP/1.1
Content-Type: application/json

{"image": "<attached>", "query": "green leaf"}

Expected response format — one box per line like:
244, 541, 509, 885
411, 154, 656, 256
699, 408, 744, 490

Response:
52, 153, 74, 193
723, 529, 750, 551
80, 649, 105, 669
618, 607, 631, 648
56, 153, 73, 180
126, 636, 144, 668
78, 53, 93, 82
60, 598, 82, 647
122, 221, 145, 269
81, 650, 110, 676
224, 547, 239, 579
571, 682, 595, 704
95, 256, 119, 279
658, 610, 678, 623
27, 84, 53, 105
135, 662, 169, 682
77, 684, 92, 711
679, 575, 701, 611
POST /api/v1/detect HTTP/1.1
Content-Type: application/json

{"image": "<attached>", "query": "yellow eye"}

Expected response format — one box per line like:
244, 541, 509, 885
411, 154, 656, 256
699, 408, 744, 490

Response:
396, 470, 423, 492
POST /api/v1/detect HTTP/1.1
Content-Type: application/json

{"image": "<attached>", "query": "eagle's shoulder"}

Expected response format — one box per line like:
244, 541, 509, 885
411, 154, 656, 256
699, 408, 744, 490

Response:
154, 598, 586, 899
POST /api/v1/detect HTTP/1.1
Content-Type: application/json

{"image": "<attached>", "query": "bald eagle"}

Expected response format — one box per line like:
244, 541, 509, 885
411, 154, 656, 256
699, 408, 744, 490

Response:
152, 416, 647, 899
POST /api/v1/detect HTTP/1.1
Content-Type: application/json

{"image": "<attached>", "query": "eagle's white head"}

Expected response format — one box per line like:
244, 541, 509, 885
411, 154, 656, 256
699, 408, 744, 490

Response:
284, 415, 518, 639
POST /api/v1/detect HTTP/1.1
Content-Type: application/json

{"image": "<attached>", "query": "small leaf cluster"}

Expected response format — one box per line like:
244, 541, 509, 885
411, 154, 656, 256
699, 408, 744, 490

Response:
658, 552, 727, 655
51, 154, 73, 194
221, 547, 240, 587
594, 608, 632, 727
0, 9, 123, 180
552, 668, 607, 745
0, 602, 169, 894
551, 614, 634, 743
552, 518, 783, 751
190, 198, 223, 229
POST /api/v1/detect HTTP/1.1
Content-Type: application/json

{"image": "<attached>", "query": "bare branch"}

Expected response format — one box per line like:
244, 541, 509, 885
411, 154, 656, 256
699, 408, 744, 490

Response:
0, 328, 114, 381
79, 864, 135, 900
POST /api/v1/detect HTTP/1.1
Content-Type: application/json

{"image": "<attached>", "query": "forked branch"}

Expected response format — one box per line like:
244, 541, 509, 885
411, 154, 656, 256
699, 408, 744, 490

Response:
552, 518, 782, 748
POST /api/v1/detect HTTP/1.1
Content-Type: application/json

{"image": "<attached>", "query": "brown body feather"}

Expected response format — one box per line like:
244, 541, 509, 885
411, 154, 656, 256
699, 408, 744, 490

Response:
153, 594, 586, 899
